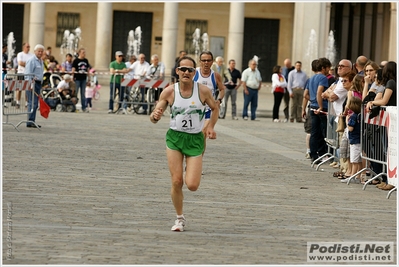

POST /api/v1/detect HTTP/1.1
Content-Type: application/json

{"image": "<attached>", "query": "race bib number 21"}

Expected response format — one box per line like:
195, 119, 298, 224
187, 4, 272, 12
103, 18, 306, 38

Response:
175, 113, 200, 132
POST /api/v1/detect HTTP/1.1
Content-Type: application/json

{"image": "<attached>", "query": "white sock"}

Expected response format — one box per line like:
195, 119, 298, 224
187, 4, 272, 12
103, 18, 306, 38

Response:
177, 214, 185, 219
306, 149, 310, 153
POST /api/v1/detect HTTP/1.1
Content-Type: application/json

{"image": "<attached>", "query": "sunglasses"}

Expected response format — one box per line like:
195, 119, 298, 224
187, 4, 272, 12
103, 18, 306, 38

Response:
178, 67, 196, 73
200, 59, 212, 62
342, 79, 350, 83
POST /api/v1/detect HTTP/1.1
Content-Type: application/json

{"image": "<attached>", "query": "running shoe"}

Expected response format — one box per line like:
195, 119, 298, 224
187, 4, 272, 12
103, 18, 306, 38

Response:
171, 216, 186, 232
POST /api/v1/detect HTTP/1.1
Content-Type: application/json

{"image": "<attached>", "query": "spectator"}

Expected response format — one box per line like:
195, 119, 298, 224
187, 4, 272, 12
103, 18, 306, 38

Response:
72, 48, 91, 112
271, 65, 287, 122
129, 53, 150, 114
223, 59, 242, 120
16, 42, 33, 108
109, 51, 128, 114
61, 53, 74, 73
241, 59, 262, 121
287, 61, 308, 123
85, 81, 95, 111
147, 54, 165, 102
282, 58, 295, 122
57, 74, 77, 105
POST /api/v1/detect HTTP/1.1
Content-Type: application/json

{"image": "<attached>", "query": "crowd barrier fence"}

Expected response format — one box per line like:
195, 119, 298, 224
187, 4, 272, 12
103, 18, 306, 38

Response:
2, 73, 35, 131
345, 105, 397, 199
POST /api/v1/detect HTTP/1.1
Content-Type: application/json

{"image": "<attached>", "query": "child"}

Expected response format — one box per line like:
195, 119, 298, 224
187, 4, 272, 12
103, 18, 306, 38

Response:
346, 96, 363, 183
85, 81, 95, 111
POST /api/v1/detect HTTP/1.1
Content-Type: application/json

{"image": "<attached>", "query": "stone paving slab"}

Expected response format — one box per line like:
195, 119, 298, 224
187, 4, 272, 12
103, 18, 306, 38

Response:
2, 86, 397, 265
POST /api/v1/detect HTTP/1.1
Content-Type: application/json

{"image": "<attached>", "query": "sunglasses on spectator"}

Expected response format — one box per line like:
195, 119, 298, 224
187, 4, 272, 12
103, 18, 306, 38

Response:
200, 59, 212, 62
338, 65, 350, 68
342, 79, 350, 83
178, 67, 196, 73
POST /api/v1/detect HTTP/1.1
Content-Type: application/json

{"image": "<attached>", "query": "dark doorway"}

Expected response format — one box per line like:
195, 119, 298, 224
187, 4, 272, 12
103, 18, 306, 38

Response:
3, 3, 24, 57
242, 18, 279, 82
112, 11, 153, 62
330, 3, 390, 63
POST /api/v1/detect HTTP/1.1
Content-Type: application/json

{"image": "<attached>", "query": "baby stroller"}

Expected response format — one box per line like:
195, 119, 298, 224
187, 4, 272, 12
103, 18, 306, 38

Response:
41, 77, 77, 112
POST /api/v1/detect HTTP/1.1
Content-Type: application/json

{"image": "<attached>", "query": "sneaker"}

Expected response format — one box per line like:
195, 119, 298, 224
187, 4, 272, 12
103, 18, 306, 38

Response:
283, 118, 288, 123
171, 216, 186, 232
329, 162, 338, 167
16, 103, 20, 109
232, 116, 239, 120
340, 177, 351, 183
122, 108, 127, 115
341, 177, 360, 183
273, 119, 280, 122
108, 109, 113, 114
202, 170, 204, 175
243, 116, 248, 120
305, 153, 311, 159
138, 107, 146, 114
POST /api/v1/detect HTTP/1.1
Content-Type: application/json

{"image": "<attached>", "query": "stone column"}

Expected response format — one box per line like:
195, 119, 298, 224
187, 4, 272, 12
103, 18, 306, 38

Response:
94, 2, 113, 70
28, 3, 46, 48
226, 3, 245, 71
161, 2, 179, 76
292, 2, 330, 75
388, 3, 397, 61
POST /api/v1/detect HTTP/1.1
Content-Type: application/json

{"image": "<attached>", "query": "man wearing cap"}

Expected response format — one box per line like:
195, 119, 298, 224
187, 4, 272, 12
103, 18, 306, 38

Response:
109, 51, 129, 114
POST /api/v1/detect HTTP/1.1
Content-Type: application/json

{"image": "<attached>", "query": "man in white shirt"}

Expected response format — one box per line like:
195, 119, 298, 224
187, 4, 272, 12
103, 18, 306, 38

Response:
124, 55, 137, 80
147, 54, 165, 102
129, 53, 150, 114
322, 59, 353, 119
16, 43, 33, 108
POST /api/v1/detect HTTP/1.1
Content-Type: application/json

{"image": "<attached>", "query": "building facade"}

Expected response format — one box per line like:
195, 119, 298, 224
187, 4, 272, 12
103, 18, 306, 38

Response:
3, 2, 397, 80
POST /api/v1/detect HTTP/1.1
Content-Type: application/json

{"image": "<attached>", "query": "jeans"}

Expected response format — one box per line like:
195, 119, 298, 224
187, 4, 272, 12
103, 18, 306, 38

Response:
273, 91, 284, 120
140, 87, 148, 111
109, 82, 124, 110
310, 110, 328, 160
75, 79, 87, 110
26, 81, 41, 125
86, 97, 92, 108
242, 87, 258, 120
224, 88, 237, 117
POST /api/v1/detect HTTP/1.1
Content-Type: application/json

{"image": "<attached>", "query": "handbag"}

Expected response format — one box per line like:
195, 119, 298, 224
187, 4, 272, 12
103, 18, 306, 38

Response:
369, 105, 381, 119
336, 115, 346, 132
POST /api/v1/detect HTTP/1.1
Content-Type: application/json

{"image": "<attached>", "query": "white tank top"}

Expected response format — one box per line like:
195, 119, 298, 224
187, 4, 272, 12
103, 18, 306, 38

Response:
169, 82, 206, 133
193, 68, 217, 112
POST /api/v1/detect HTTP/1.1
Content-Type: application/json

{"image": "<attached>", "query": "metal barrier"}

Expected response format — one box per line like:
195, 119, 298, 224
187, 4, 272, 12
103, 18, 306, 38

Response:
347, 105, 396, 198
112, 75, 174, 115
2, 73, 35, 131
311, 101, 338, 171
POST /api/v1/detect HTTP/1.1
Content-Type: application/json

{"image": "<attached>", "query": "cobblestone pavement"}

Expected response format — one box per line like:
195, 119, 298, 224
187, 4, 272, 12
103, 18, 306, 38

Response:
2, 84, 396, 265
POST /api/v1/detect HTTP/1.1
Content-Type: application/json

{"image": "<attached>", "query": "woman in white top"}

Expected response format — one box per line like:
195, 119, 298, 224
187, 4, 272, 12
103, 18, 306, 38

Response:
271, 65, 287, 122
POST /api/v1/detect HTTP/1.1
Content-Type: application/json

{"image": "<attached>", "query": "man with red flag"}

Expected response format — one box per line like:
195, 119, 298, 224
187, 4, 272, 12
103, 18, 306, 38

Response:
24, 44, 45, 128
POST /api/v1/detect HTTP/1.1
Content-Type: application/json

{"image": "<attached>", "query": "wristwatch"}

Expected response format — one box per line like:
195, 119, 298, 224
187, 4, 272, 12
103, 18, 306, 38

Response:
217, 98, 223, 104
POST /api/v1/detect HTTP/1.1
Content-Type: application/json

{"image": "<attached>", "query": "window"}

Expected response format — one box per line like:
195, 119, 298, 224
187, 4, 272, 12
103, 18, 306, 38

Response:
56, 12, 80, 47
184, 19, 208, 55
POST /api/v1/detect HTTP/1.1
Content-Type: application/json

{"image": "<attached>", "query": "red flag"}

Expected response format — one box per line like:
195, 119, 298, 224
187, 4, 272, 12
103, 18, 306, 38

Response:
39, 96, 50, 119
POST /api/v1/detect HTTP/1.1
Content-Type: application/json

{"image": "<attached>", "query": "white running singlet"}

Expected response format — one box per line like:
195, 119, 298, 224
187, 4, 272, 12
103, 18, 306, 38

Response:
169, 82, 206, 134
